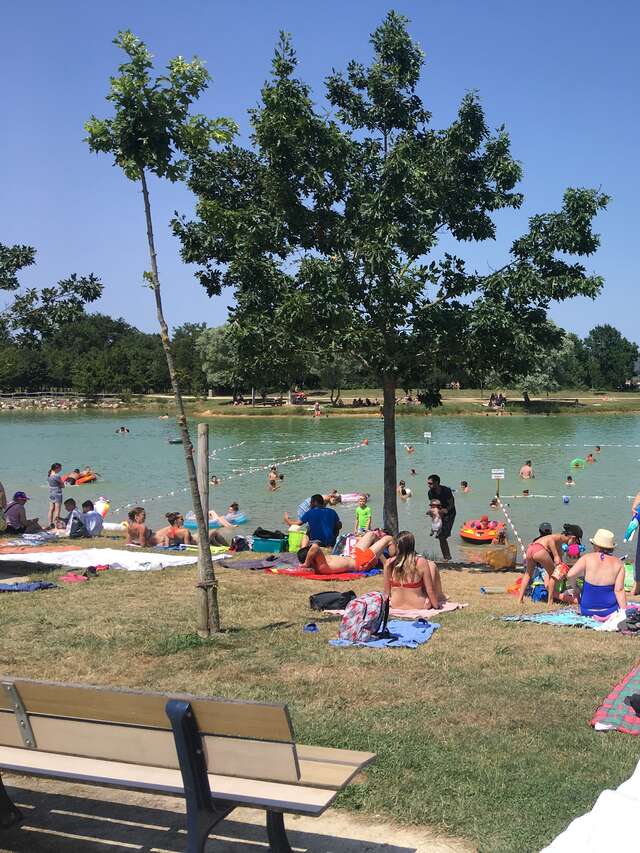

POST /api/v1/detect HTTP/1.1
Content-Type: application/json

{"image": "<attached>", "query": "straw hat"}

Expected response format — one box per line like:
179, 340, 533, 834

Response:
590, 529, 616, 550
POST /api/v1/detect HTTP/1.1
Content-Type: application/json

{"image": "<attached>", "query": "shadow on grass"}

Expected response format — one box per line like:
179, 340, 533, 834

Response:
4, 783, 420, 852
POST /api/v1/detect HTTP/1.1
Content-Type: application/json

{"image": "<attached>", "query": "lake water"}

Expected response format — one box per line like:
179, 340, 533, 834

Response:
1, 411, 639, 559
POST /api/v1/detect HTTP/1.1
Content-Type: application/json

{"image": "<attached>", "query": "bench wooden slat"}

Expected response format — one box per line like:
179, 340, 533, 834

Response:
297, 744, 376, 767
0, 678, 293, 742
297, 759, 369, 790
0, 747, 335, 816
0, 711, 300, 784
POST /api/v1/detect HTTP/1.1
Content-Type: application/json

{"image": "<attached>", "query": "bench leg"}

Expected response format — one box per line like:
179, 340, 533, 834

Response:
266, 811, 292, 853
185, 801, 233, 853
0, 775, 23, 831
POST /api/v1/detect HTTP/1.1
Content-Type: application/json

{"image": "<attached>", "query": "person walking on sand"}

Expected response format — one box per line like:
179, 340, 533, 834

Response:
427, 474, 456, 561
519, 460, 534, 479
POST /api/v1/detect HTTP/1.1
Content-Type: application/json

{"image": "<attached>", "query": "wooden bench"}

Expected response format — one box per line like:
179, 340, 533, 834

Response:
0, 678, 375, 852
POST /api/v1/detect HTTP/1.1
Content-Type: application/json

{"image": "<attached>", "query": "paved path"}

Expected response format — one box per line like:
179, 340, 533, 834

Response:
2, 775, 474, 853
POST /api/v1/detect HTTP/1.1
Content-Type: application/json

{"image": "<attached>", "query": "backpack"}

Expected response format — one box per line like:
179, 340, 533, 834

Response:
253, 527, 286, 540
338, 592, 389, 643
230, 535, 250, 553
309, 590, 356, 611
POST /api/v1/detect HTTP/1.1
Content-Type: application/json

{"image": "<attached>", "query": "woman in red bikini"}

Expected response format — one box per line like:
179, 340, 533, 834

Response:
517, 523, 583, 604
383, 531, 446, 610
302, 530, 393, 574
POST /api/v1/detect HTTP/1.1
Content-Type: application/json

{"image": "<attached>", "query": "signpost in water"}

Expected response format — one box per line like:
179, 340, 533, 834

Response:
491, 468, 505, 497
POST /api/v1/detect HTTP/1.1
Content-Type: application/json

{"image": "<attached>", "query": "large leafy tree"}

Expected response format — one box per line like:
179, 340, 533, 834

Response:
583, 324, 638, 389
175, 12, 608, 532
85, 31, 236, 634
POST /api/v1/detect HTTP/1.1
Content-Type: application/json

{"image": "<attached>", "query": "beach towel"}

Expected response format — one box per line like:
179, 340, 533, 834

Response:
591, 666, 640, 735
324, 601, 468, 619
220, 553, 300, 570
330, 618, 440, 648
264, 567, 368, 581
501, 610, 600, 629
0, 581, 58, 593
0, 548, 197, 572
542, 756, 640, 851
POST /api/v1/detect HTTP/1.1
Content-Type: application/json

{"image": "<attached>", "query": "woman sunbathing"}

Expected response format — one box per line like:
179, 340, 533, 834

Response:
302, 530, 393, 575
566, 529, 626, 617
125, 507, 157, 546
383, 530, 446, 610
517, 524, 583, 604
154, 512, 193, 547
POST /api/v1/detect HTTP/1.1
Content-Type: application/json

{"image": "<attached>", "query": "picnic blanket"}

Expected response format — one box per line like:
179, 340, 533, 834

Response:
220, 553, 300, 570
542, 755, 640, 851
264, 565, 381, 581
330, 618, 440, 648
0, 548, 197, 572
591, 666, 640, 735
0, 581, 58, 593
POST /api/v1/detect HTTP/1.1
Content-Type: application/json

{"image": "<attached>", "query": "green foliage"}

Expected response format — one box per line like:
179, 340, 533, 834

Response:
196, 324, 238, 390
84, 30, 236, 182
417, 387, 443, 410
172, 322, 208, 393
0, 242, 102, 343
174, 12, 607, 525
583, 324, 638, 389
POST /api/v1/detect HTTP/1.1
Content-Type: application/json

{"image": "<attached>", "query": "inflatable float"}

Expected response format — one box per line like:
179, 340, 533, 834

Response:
570, 457, 586, 469
341, 493, 363, 503
459, 519, 505, 544
184, 511, 248, 531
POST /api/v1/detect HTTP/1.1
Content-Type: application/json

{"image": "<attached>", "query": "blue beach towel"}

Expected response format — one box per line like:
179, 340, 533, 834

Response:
0, 581, 58, 593
501, 610, 599, 629
330, 618, 440, 648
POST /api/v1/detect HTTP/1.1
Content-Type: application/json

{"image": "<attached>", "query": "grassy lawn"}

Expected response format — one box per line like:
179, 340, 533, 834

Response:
1, 546, 638, 852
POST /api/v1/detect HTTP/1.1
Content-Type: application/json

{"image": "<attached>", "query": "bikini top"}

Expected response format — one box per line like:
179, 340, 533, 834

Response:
390, 578, 423, 589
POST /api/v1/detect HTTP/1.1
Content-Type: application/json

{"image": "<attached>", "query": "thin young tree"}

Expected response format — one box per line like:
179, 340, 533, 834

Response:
175, 12, 608, 534
85, 31, 236, 633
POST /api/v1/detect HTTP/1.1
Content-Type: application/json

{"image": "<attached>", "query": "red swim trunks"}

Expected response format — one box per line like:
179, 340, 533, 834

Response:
354, 547, 378, 571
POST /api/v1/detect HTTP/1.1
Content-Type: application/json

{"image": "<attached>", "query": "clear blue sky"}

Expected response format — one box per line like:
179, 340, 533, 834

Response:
2, 0, 637, 339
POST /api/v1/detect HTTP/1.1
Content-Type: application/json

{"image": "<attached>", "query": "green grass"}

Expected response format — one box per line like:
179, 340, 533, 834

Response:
0, 548, 637, 852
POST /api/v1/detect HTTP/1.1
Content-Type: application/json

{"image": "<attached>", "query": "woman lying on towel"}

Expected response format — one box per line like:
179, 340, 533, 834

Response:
566, 529, 626, 618
383, 531, 446, 610
302, 530, 393, 575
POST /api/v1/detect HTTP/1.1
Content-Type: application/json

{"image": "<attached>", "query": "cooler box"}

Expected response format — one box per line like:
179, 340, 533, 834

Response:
252, 537, 286, 553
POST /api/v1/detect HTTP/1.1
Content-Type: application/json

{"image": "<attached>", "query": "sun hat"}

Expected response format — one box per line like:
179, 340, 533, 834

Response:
13, 491, 30, 501
590, 529, 616, 550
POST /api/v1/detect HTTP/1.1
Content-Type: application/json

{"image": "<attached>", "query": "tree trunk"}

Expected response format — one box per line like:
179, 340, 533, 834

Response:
140, 168, 220, 635
382, 374, 399, 535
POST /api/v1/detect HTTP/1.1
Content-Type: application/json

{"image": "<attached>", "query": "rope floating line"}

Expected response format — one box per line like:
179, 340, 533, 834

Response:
110, 439, 366, 515
496, 496, 526, 560
428, 441, 640, 449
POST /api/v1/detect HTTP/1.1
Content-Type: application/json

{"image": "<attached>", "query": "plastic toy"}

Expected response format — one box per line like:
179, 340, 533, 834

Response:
624, 510, 640, 543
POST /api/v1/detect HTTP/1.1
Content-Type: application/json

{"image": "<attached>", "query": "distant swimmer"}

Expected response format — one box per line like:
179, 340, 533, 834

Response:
519, 460, 534, 479
595, 445, 601, 453
460, 480, 471, 493
397, 480, 412, 499
115, 426, 130, 434
159, 414, 169, 420
210, 475, 221, 486
565, 475, 576, 486
586, 453, 596, 464
410, 468, 417, 476
405, 445, 415, 454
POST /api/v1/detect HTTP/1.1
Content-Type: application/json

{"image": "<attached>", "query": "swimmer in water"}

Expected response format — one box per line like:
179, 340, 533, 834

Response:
405, 445, 415, 454
586, 453, 596, 464
460, 480, 471, 493
410, 468, 417, 476
595, 445, 601, 453
565, 475, 575, 486
397, 480, 412, 499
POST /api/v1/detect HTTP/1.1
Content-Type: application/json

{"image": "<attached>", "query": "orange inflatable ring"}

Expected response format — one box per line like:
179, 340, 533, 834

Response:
459, 522, 505, 544
74, 474, 97, 485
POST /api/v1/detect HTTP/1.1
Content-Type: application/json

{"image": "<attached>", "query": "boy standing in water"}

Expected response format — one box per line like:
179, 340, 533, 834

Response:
354, 494, 372, 533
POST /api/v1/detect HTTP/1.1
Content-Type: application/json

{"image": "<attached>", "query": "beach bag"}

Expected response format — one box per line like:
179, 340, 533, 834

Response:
230, 535, 250, 553
68, 518, 88, 539
338, 592, 389, 643
309, 590, 356, 611
253, 527, 286, 540
485, 544, 517, 571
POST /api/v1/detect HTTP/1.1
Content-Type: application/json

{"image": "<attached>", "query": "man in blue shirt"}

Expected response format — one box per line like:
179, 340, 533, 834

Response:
286, 494, 341, 547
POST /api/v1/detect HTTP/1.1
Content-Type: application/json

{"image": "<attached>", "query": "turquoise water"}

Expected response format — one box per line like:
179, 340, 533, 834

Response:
1, 411, 639, 558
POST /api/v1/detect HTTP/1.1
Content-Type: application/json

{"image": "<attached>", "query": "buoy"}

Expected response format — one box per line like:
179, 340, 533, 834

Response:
563, 495, 570, 504
362, 439, 369, 445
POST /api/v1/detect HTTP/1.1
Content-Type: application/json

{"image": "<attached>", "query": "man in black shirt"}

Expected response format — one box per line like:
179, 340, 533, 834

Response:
427, 474, 456, 561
